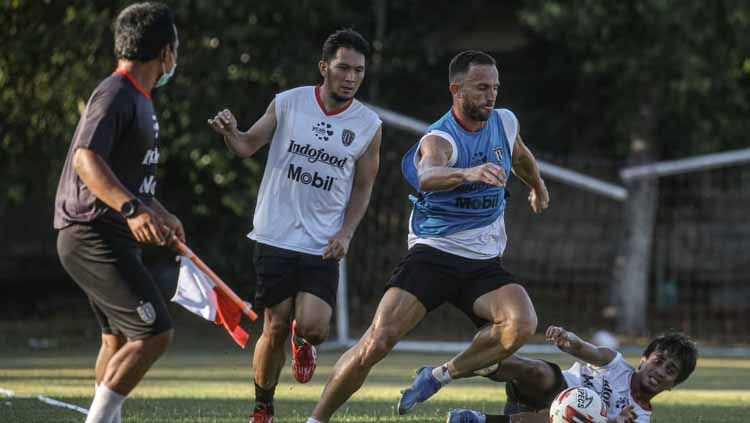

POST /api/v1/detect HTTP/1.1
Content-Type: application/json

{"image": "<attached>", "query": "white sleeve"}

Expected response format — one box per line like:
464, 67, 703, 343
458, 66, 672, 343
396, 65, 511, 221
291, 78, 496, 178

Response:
496, 108, 518, 157
413, 130, 459, 168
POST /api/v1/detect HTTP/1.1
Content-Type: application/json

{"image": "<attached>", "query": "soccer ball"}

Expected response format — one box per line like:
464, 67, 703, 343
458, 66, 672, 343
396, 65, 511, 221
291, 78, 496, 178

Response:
549, 386, 607, 423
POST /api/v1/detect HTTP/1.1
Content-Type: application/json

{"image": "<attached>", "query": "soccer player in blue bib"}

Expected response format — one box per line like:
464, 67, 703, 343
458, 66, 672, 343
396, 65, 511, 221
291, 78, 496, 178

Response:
305, 50, 549, 423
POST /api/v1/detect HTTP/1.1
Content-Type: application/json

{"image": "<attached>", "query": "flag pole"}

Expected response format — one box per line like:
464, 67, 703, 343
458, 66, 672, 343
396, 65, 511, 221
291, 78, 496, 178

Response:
173, 239, 258, 321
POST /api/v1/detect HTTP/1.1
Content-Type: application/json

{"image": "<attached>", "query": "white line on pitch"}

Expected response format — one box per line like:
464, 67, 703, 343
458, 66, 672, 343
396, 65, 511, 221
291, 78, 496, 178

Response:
0, 387, 16, 398
37, 395, 89, 415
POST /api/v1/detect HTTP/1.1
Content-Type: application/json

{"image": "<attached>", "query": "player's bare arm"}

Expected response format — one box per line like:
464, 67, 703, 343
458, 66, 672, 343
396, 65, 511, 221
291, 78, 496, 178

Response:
417, 134, 506, 192
546, 325, 617, 367
72, 147, 166, 245
208, 99, 277, 158
511, 134, 549, 213
323, 126, 382, 260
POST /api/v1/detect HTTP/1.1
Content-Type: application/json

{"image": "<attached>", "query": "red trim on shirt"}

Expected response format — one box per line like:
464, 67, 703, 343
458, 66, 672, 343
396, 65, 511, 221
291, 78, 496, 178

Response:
315, 85, 352, 116
114, 69, 152, 100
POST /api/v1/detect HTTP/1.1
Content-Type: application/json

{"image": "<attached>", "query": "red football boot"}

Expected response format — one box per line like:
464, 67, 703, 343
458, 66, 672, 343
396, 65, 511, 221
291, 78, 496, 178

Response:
291, 319, 317, 383
249, 403, 274, 423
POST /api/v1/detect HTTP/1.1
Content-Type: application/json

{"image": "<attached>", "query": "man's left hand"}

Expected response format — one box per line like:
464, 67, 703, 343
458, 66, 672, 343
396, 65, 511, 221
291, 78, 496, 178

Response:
323, 230, 352, 260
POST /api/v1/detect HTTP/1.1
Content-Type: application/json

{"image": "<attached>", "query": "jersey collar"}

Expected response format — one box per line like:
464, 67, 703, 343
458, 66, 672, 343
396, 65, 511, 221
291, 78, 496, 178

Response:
315, 85, 353, 116
114, 69, 152, 100
630, 374, 654, 411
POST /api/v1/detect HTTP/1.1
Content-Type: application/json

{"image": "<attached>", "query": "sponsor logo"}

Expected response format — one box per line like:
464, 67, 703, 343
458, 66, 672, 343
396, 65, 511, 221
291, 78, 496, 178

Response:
582, 374, 595, 389
136, 301, 156, 324
493, 146, 503, 163
454, 194, 499, 209
312, 121, 334, 141
455, 182, 485, 194
341, 129, 355, 146
288, 140, 347, 168
142, 148, 160, 165
139, 175, 156, 195
600, 379, 613, 408
287, 164, 335, 191
615, 396, 629, 410
576, 388, 595, 409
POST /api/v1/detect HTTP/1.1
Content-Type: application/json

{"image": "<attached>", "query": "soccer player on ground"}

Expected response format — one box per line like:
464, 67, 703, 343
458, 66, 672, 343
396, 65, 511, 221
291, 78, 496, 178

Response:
447, 328, 698, 423
207, 29, 382, 423
54, 3, 183, 422
304, 50, 549, 423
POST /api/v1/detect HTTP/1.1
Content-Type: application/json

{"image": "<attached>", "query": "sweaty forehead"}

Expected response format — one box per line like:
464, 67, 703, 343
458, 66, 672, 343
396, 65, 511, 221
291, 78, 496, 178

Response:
463, 64, 499, 84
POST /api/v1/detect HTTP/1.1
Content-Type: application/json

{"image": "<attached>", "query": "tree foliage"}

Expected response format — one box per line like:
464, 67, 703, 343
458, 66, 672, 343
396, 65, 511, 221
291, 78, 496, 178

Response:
520, 0, 750, 158
1, 0, 748, 285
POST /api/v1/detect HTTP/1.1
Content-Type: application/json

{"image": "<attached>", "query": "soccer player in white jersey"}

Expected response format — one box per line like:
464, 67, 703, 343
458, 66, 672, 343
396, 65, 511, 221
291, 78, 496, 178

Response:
305, 50, 549, 423
207, 29, 382, 423
447, 329, 698, 423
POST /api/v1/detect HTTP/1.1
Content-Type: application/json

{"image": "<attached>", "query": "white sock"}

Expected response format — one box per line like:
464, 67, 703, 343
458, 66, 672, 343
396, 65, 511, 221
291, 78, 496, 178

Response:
305, 418, 325, 423
85, 385, 125, 423
432, 364, 453, 386
94, 383, 122, 423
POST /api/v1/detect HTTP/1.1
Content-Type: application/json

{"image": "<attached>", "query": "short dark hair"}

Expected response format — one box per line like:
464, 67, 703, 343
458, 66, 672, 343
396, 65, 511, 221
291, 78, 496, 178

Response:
114, 2, 176, 61
642, 332, 698, 385
449, 50, 496, 83
321, 29, 371, 62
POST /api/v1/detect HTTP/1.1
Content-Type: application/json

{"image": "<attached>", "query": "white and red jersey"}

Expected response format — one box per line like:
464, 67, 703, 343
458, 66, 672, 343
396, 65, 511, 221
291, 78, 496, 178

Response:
248, 85, 382, 255
562, 353, 653, 422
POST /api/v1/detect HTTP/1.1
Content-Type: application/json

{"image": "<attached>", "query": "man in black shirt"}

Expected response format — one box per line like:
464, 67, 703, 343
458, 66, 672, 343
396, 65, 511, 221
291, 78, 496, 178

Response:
54, 3, 183, 422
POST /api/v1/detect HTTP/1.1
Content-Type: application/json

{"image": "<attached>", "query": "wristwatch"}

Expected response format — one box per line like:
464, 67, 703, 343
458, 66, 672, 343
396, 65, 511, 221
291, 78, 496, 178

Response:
119, 198, 142, 219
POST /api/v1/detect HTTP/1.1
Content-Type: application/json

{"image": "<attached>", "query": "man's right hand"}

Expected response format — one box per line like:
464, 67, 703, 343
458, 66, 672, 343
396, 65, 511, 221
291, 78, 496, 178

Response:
126, 205, 167, 246
208, 109, 240, 139
463, 163, 506, 186
545, 326, 583, 353
612, 406, 636, 423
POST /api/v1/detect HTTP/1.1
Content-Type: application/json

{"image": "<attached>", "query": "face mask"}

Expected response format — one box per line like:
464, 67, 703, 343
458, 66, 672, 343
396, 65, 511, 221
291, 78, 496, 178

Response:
155, 50, 176, 88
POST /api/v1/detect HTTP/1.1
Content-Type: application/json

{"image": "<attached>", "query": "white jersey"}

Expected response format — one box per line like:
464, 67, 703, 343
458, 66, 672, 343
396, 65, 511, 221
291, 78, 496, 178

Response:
407, 109, 519, 259
248, 86, 382, 255
563, 353, 653, 423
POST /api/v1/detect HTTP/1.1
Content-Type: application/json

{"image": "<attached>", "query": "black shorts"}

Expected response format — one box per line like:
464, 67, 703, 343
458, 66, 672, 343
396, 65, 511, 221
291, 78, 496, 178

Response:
504, 361, 568, 413
252, 242, 339, 311
56, 222, 173, 341
385, 244, 516, 327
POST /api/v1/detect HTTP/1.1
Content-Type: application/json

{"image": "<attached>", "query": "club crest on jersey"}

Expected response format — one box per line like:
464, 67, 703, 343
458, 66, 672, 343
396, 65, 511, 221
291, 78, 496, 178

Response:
136, 301, 156, 324
341, 129, 355, 146
313, 121, 334, 141
493, 146, 503, 163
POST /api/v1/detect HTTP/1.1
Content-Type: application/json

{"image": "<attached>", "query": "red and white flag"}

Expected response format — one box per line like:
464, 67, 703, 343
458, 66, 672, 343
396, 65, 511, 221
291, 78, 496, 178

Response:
172, 256, 250, 348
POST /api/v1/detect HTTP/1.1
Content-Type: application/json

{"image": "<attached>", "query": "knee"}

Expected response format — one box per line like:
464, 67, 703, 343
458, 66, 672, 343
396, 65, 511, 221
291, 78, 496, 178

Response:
359, 326, 399, 367
492, 312, 537, 350
142, 329, 174, 358
295, 321, 329, 346
506, 313, 537, 348
263, 318, 291, 349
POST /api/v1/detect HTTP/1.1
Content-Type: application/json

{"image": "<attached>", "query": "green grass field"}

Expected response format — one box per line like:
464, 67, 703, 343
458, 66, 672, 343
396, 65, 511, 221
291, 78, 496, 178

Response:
1, 347, 749, 422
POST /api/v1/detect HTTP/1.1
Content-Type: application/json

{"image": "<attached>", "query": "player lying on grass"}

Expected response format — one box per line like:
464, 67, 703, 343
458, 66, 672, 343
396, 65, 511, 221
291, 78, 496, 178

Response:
445, 327, 697, 423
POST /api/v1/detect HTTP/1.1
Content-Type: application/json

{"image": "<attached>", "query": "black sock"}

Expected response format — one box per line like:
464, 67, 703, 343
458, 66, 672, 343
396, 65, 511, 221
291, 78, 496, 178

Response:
254, 382, 276, 407
486, 415, 510, 423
